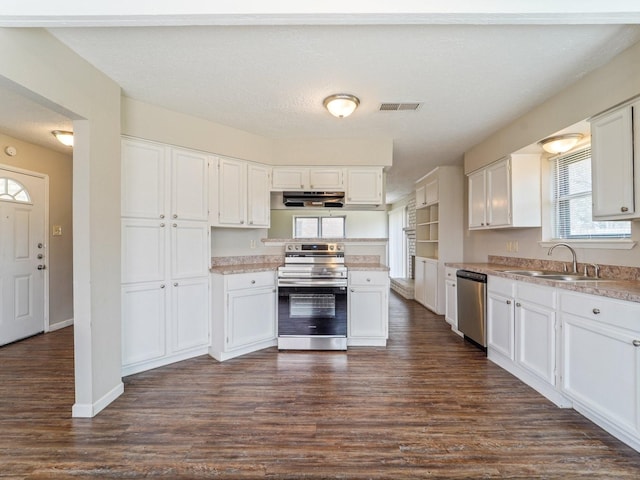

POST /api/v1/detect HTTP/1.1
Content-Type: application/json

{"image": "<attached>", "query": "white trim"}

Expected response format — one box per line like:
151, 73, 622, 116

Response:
539, 240, 636, 250
72, 381, 124, 418
48, 318, 73, 332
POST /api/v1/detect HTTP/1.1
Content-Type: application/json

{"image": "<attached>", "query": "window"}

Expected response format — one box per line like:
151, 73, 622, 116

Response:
0, 178, 31, 203
293, 216, 346, 238
551, 147, 630, 239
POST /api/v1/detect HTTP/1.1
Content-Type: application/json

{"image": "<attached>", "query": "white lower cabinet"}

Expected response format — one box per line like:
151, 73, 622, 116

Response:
486, 276, 569, 408
414, 256, 437, 312
444, 267, 461, 334
348, 270, 389, 346
210, 270, 277, 361
560, 291, 640, 452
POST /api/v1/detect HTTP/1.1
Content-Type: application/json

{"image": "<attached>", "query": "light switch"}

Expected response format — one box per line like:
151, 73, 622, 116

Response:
52, 225, 62, 236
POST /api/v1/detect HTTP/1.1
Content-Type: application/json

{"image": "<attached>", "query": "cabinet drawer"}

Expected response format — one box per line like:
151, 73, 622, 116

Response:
226, 270, 275, 291
560, 291, 640, 332
517, 282, 556, 309
349, 270, 389, 287
488, 275, 514, 297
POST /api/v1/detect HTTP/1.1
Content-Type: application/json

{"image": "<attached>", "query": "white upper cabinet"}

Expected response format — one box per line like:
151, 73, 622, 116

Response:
590, 100, 640, 220
171, 148, 209, 221
122, 139, 167, 219
271, 167, 344, 191
345, 167, 384, 205
468, 154, 541, 230
211, 157, 271, 228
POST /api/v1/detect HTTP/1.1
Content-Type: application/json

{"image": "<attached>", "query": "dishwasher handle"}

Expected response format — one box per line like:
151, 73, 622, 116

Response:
456, 269, 487, 283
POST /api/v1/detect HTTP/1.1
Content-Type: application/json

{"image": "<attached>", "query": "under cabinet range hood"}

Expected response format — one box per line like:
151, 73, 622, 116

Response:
282, 191, 345, 208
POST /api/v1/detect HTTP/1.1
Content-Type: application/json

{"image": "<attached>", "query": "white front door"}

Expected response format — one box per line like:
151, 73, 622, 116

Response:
0, 168, 46, 346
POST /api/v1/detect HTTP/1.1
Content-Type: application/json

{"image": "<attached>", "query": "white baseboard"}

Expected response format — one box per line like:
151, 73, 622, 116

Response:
72, 381, 124, 418
48, 318, 74, 332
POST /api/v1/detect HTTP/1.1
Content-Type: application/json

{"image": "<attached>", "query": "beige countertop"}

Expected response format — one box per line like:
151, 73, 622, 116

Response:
210, 261, 389, 275
446, 262, 640, 304
346, 263, 390, 272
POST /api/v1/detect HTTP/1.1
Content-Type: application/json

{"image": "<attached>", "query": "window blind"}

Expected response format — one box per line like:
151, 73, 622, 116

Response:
552, 147, 630, 239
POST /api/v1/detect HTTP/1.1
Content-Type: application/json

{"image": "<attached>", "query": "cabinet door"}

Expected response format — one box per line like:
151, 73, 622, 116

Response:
515, 301, 556, 385
171, 148, 209, 221
121, 219, 166, 284
423, 259, 438, 312
217, 158, 246, 225
247, 163, 271, 227
121, 282, 167, 366
486, 158, 511, 227
562, 312, 640, 436
414, 257, 426, 306
171, 277, 209, 353
272, 167, 308, 190
349, 287, 387, 339
121, 139, 166, 219
171, 221, 209, 279
425, 178, 439, 205
591, 105, 635, 219
227, 287, 277, 350
309, 168, 344, 190
445, 279, 457, 327
487, 291, 514, 360
345, 168, 383, 204
468, 170, 486, 228
415, 185, 427, 209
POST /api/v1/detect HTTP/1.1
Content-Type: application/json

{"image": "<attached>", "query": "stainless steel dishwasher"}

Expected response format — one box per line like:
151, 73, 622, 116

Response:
456, 270, 487, 350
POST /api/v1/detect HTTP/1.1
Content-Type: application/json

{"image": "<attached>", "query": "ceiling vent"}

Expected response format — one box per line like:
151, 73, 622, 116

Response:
379, 103, 421, 111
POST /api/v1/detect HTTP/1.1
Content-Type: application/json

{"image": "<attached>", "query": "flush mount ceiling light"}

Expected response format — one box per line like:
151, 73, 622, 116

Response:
323, 94, 360, 118
52, 130, 74, 147
539, 133, 583, 155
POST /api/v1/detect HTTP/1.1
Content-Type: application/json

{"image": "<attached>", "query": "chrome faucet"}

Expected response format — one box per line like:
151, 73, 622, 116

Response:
548, 243, 578, 274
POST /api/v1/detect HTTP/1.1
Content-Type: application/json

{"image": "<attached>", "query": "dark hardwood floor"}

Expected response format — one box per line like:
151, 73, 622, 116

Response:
1, 292, 640, 478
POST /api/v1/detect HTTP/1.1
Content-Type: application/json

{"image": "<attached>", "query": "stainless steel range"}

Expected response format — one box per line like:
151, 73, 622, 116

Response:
277, 242, 348, 350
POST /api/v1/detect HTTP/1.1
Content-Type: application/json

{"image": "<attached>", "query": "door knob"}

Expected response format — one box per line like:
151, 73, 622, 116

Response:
37, 243, 44, 248
37, 265, 46, 270
37, 254, 44, 259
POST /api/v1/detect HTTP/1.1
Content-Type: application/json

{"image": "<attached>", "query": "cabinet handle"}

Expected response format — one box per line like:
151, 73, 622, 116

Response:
251, 280, 256, 284
506, 300, 511, 305
481, 223, 485, 226
160, 223, 165, 227
592, 308, 601, 315
621, 206, 629, 212
160, 214, 165, 219
366, 278, 371, 282
515, 302, 521, 307
632, 340, 640, 347
160, 284, 165, 289
350, 288, 355, 292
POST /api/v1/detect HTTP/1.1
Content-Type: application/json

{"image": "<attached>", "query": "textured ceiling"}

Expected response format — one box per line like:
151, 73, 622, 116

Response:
1, 11, 640, 201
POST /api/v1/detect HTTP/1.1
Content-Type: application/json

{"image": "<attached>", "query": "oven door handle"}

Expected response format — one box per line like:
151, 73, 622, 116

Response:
277, 279, 347, 287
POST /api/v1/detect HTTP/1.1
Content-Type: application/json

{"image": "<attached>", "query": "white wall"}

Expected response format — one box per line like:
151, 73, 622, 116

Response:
0, 28, 123, 416
463, 40, 640, 267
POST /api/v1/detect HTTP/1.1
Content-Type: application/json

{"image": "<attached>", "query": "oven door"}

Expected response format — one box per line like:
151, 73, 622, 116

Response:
277, 285, 347, 348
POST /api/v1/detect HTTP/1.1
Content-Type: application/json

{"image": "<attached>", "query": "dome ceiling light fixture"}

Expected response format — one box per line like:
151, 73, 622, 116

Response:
52, 130, 74, 147
539, 133, 583, 155
323, 94, 360, 118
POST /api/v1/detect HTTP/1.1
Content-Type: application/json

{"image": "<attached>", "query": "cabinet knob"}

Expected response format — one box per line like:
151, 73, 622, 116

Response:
160, 284, 165, 289
592, 308, 601, 315
515, 302, 521, 307
249, 221, 253, 225
160, 214, 165, 219
240, 220, 244, 225
173, 223, 177, 227
481, 223, 485, 226
506, 300, 511, 305
632, 340, 640, 347
173, 214, 178, 219
160, 223, 165, 227
173, 282, 178, 287
251, 280, 256, 284
366, 278, 371, 282
350, 288, 355, 292
300, 185, 304, 189
621, 206, 629, 212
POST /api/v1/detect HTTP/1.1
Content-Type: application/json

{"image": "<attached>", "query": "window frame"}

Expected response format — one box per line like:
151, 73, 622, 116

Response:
292, 215, 346, 239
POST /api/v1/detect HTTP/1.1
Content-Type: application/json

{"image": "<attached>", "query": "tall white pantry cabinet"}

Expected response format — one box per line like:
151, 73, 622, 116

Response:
121, 137, 211, 376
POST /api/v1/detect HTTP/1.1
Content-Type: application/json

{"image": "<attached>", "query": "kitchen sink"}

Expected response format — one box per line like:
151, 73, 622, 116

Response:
501, 270, 609, 282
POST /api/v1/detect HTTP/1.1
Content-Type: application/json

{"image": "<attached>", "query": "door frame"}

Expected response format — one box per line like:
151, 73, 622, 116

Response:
0, 163, 50, 334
